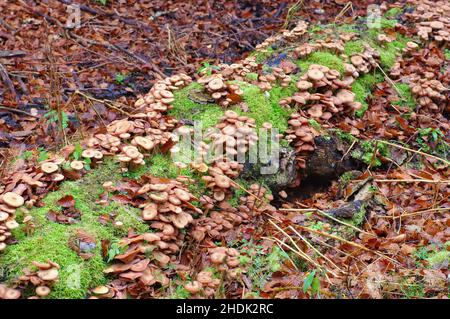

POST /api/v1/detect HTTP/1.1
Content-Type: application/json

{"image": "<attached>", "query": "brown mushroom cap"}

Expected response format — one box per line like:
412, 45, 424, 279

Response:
37, 268, 59, 281
350, 55, 364, 66
0, 211, 9, 222
81, 149, 96, 159
0, 242, 6, 252
41, 162, 59, 174
225, 110, 238, 119
51, 173, 65, 182
296, 80, 313, 90
170, 212, 191, 228
174, 188, 190, 202
210, 252, 227, 264
142, 202, 158, 220
3, 288, 21, 299
196, 271, 213, 284
35, 286, 51, 297
336, 89, 355, 104
150, 192, 169, 203
2, 192, 24, 208
406, 41, 419, 49
214, 175, 230, 188
133, 136, 154, 151
5, 220, 19, 230
70, 161, 84, 171
307, 69, 325, 81
92, 285, 110, 296
208, 78, 224, 91
123, 146, 141, 159
185, 281, 202, 294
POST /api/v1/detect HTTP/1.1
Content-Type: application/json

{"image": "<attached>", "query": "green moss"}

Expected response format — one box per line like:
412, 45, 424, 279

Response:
351, 140, 390, 167
0, 160, 150, 298
336, 129, 357, 144
392, 83, 416, 109
296, 51, 345, 75
253, 47, 276, 64
351, 72, 384, 117
240, 82, 293, 133
170, 83, 224, 128
427, 250, 450, 267
385, 8, 402, 18
344, 40, 364, 56
445, 49, 450, 60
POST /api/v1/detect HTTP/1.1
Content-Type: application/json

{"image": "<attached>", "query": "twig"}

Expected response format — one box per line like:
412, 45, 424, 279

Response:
376, 140, 450, 166
0, 105, 39, 118
74, 90, 131, 116
374, 179, 449, 184
340, 139, 357, 161
377, 207, 449, 219
0, 63, 18, 103
295, 224, 400, 265
0, 51, 26, 59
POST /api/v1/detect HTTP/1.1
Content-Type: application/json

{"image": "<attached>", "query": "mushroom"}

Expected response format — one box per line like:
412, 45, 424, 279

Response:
0, 212, 9, 222
170, 212, 191, 229
133, 136, 154, 151
350, 55, 364, 66
35, 286, 51, 297
51, 174, 65, 182
70, 161, 84, 171
185, 281, 202, 294
2, 192, 24, 208
37, 268, 59, 281
142, 203, 158, 220
41, 162, 59, 174
174, 188, 190, 202
5, 220, 19, 230
2, 288, 21, 299
81, 149, 96, 160
296, 80, 313, 91
214, 175, 230, 189
92, 286, 110, 296
210, 252, 227, 264
307, 69, 324, 81
208, 78, 225, 91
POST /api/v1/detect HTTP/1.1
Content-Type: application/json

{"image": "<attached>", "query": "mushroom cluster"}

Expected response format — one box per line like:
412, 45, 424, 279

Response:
135, 74, 192, 113
280, 64, 362, 119
205, 110, 258, 165
197, 75, 244, 107
285, 113, 317, 169
349, 45, 380, 75
409, 75, 448, 112
15, 260, 60, 298
390, 47, 449, 114
219, 56, 259, 82
184, 269, 222, 297
137, 177, 199, 234
293, 38, 345, 59
192, 183, 274, 241
0, 191, 23, 252
257, 66, 293, 91
405, 1, 450, 42
103, 232, 172, 294
101, 177, 201, 294
255, 20, 309, 51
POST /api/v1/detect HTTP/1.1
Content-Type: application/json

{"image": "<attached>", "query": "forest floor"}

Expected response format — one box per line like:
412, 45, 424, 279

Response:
0, 0, 449, 299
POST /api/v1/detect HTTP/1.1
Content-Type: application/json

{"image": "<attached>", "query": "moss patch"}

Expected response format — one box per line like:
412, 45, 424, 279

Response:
392, 83, 416, 109
344, 40, 365, 56
240, 82, 293, 133
170, 82, 225, 128
0, 160, 149, 299
297, 51, 345, 75
351, 72, 384, 116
